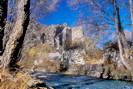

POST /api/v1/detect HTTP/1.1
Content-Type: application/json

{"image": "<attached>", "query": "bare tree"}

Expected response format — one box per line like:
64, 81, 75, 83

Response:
30, 0, 59, 20
0, 0, 30, 70
113, 0, 133, 70
129, 0, 133, 41
68, 0, 114, 43
68, 0, 133, 70
0, 0, 8, 55
0, 0, 59, 71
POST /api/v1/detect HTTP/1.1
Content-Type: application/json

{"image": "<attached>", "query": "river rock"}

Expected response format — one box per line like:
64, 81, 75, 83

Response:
48, 52, 62, 60
83, 64, 103, 78
124, 86, 133, 89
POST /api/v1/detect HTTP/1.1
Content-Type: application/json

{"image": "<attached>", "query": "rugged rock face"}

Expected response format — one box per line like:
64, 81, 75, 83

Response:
8, 21, 132, 81
18, 21, 86, 73
59, 48, 85, 72
62, 48, 85, 65
23, 21, 54, 51
60, 41, 133, 81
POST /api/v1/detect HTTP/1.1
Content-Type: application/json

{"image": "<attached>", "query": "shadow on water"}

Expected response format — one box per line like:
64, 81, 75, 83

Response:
52, 79, 106, 89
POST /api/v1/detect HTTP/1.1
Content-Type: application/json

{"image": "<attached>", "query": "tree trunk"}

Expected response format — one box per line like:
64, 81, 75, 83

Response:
129, 0, 133, 41
0, 0, 8, 55
113, 0, 133, 70
0, 0, 30, 70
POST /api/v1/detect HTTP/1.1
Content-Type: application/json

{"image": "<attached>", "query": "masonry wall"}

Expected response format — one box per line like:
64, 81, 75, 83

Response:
71, 26, 84, 41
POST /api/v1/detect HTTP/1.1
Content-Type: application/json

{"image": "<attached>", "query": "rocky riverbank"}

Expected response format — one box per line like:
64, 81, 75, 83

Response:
32, 72, 133, 89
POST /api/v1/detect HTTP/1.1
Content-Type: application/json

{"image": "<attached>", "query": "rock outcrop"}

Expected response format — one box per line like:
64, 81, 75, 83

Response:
62, 48, 85, 65
12, 21, 133, 81
19, 22, 86, 73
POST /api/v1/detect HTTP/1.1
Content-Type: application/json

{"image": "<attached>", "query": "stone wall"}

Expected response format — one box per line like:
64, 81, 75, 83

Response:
71, 26, 84, 41
50, 24, 84, 50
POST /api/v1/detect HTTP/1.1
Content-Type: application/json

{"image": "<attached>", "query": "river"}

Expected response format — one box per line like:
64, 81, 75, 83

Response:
32, 72, 133, 89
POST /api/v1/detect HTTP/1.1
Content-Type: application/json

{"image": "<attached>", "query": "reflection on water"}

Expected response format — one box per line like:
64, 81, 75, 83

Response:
32, 72, 133, 89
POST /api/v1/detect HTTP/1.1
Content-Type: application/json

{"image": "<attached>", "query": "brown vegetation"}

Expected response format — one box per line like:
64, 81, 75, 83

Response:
0, 69, 32, 89
19, 43, 60, 72
82, 37, 104, 64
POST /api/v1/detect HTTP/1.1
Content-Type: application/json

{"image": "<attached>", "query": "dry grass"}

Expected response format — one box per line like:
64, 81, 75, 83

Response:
84, 47, 104, 64
19, 43, 53, 68
84, 58, 104, 64
0, 69, 49, 89
0, 69, 32, 89
27, 43, 54, 56
19, 43, 60, 72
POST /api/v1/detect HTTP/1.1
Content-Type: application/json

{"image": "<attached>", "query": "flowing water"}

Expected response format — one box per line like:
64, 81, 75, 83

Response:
33, 72, 133, 89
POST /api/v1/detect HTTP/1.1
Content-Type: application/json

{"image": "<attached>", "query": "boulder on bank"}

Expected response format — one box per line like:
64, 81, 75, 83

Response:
48, 52, 62, 60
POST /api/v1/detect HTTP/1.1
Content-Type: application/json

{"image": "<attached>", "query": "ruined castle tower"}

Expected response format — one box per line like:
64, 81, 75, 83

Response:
54, 24, 84, 50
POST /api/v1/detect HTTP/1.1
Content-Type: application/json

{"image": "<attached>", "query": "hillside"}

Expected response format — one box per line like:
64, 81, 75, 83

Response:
15, 21, 133, 81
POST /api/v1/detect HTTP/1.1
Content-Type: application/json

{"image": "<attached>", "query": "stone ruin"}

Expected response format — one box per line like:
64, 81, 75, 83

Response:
53, 24, 84, 51
22, 22, 86, 72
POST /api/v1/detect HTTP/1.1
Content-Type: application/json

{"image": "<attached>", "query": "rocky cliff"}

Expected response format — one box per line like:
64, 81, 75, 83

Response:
14, 21, 133, 81
18, 21, 86, 72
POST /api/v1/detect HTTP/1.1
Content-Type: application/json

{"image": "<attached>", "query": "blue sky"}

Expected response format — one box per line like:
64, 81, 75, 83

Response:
37, 0, 132, 48
38, 0, 132, 30
38, 0, 79, 26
